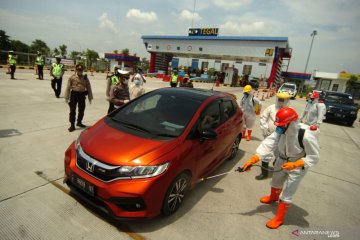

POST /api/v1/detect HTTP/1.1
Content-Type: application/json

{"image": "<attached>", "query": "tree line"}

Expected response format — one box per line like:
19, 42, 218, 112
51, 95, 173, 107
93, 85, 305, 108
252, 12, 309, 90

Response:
0, 30, 149, 71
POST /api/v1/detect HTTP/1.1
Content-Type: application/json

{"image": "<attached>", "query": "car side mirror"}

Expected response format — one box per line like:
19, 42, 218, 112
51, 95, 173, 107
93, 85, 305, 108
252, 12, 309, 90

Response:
200, 129, 217, 142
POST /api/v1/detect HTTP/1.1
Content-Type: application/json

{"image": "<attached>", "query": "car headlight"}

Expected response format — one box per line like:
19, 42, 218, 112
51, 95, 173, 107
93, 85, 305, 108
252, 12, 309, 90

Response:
350, 111, 356, 115
326, 106, 332, 112
117, 163, 169, 179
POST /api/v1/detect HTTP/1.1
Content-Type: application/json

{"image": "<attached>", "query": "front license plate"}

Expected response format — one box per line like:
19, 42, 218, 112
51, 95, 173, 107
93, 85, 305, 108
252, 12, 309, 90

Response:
71, 173, 96, 197
335, 113, 344, 118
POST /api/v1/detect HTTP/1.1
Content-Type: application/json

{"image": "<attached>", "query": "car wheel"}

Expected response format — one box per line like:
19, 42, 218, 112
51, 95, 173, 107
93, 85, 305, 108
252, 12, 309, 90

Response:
228, 135, 241, 160
347, 121, 354, 126
162, 172, 191, 216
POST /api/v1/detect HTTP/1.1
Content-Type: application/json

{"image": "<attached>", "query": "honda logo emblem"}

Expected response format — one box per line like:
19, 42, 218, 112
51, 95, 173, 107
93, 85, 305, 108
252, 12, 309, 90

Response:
86, 160, 97, 173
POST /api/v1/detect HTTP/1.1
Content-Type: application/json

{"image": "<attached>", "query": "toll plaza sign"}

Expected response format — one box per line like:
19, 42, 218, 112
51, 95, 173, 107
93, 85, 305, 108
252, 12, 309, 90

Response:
188, 28, 219, 36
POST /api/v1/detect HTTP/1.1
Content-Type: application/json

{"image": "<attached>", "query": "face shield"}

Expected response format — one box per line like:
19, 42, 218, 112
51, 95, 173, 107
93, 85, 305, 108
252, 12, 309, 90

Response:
275, 96, 290, 109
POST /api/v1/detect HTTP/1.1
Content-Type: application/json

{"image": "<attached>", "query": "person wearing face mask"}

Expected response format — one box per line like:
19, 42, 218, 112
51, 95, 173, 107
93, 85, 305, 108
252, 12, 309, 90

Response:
300, 91, 325, 127
131, 67, 147, 86
106, 65, 120, 114
64, 64, 93, 132
129, 77, 145, 100
109, 69, 130, 108
256, 92, 291, 180
240, 85, 262, 141
242, 107, 320, 229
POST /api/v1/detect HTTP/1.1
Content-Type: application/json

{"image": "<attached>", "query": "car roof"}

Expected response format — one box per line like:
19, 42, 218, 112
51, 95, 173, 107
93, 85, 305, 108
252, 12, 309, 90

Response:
322, 90, 351, 96
153, 88, 234, 101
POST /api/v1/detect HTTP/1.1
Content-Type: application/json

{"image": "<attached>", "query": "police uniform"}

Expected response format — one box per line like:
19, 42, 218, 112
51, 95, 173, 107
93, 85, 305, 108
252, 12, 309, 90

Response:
8, 51, 16, 79
35, 53, 45, 80
64, 65, 93, 132
50, 57, 64, 98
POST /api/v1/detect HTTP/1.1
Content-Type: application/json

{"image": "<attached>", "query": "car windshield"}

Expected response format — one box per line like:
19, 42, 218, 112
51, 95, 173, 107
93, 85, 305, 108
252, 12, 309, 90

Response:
324, 93, 355, 105
110, 91, 202, 137
281, 84, 295, 90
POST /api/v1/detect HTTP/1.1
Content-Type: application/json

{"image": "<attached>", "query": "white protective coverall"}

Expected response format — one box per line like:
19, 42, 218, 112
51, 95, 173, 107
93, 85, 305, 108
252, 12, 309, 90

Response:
260, 97, 290, 138
300, 99, 326, 127
255, 121, 320, 203
240, 93, 262, 129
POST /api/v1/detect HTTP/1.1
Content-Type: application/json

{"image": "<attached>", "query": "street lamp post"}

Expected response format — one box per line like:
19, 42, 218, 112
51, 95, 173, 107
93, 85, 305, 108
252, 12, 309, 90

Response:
304, 30, 318, 73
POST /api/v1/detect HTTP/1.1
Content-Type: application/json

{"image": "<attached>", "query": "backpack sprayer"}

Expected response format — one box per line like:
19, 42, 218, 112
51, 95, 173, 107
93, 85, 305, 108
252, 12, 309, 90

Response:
200, 164, 282, 181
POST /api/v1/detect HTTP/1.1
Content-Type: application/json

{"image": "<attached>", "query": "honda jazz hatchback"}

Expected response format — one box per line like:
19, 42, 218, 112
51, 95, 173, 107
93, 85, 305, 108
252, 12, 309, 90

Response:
64, 88, 244, 219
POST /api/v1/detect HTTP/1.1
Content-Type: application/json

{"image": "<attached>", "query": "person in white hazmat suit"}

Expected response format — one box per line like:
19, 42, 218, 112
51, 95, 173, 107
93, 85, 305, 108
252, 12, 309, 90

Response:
240, 85, 262, 141
256, 92, 291, 180
300, 91, 326, 127
242, 107, 320, 229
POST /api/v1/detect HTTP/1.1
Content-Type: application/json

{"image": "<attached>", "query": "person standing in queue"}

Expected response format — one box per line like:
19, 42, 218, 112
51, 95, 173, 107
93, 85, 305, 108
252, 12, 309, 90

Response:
170, 69, 179, 87
256, 92, 291, 180
106, 65, 121, 114
50, 55, 65, 98
64, 64, 93, 132
242, 107, 320, 229
109, 70, 130, 109
35, 51, 45, 80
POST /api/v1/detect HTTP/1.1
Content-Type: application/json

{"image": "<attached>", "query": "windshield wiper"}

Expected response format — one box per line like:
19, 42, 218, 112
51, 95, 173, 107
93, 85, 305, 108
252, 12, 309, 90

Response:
153, 133, 178, 138
110, 118, 151, 133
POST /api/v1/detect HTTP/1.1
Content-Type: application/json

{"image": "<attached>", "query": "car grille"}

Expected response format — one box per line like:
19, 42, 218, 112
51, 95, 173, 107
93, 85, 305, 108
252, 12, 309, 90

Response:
330, 108, 350, 114
76, 147, 127, 182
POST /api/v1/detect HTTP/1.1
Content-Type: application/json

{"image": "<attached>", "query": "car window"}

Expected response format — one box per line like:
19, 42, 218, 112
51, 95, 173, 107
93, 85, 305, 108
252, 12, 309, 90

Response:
112, 92, 201, 137
324, 93, 354, 105
199, 101, 221, 131
222, 100, 235, 121
282, 84, 296, 90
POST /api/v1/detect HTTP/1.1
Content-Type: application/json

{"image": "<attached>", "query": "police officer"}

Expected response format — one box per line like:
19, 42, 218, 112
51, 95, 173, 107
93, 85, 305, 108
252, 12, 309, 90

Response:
106, 65, 120, 114
242, 107, 320, 229
50, 55, 65, 98
170, 69, 179, 87
64, 64, 93, 132
109, 70, 130, 108
8, 51, 17, 79
35, 51, 45, 80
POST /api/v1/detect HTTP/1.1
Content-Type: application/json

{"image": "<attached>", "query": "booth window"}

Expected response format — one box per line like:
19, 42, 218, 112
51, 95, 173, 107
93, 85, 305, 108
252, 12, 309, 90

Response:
177, 47, 180, 50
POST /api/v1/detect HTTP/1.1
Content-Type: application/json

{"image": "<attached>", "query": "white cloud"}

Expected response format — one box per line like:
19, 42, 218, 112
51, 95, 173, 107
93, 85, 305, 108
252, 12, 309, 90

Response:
98, 13, 118, 34
220, 20, 272, 36
126, 9, 158, 23
213, 0, 252, 10
179, 10, 202, 22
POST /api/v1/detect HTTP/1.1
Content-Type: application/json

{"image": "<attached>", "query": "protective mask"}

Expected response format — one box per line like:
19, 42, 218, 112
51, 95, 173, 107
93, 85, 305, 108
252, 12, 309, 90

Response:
134, 79, 141, 86
244, 92, 249, 97
124, 79, 129, 84
275, 126, 286, 135
307, 98, 313, 103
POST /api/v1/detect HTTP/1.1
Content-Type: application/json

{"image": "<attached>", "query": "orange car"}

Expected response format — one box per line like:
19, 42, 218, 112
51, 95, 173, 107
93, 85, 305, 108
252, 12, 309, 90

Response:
64, 88, 244, 218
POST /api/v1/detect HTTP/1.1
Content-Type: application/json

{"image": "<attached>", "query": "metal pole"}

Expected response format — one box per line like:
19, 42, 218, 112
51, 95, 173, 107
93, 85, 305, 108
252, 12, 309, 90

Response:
191, 0, 197, 28
304, 30, 317, 73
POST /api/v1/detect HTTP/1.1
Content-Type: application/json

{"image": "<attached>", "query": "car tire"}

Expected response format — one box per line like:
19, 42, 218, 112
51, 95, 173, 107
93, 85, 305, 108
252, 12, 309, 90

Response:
228, 135, 241, 160
347, 121, 354, 126
162, 172, 191, 216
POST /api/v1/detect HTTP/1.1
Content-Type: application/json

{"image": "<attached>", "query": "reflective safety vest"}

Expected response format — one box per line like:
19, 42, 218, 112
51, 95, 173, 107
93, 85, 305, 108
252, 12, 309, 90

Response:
52, 63, 63, 78
111, 75, 119, 85
8, 54, 16, 65
171, 74, 178, 83
36, 56, 44, 65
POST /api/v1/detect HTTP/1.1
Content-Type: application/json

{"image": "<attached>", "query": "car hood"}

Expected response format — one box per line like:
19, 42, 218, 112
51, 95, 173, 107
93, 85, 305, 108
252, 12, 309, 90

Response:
79, 120, 178, 166
324, 101, 357, 111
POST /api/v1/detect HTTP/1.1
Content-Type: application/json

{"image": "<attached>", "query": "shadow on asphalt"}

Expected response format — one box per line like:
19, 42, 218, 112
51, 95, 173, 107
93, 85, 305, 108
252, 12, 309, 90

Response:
238, 202, 309, 228
0, 129, 22, 138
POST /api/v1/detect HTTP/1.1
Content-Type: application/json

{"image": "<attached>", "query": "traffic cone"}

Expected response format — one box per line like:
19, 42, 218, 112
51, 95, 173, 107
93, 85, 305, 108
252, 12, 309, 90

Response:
266, 91, 270, 99
261, 92, 265, 101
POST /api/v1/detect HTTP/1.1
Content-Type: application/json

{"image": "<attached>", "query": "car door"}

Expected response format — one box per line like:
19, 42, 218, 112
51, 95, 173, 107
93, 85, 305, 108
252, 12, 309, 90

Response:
218, 98, 241, 158
182, 99, 229, 179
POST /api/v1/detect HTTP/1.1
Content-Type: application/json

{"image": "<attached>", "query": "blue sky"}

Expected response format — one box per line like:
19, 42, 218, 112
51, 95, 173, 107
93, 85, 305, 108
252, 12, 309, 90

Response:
1, 0, 360, 74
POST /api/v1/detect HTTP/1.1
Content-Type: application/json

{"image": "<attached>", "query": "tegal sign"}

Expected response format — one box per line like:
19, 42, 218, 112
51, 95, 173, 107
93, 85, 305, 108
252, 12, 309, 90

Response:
188, 28, 219, 36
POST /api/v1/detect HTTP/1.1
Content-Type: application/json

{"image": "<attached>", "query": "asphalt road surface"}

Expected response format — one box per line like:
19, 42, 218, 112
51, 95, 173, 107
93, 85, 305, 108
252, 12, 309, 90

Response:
1, 69, 359, 240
